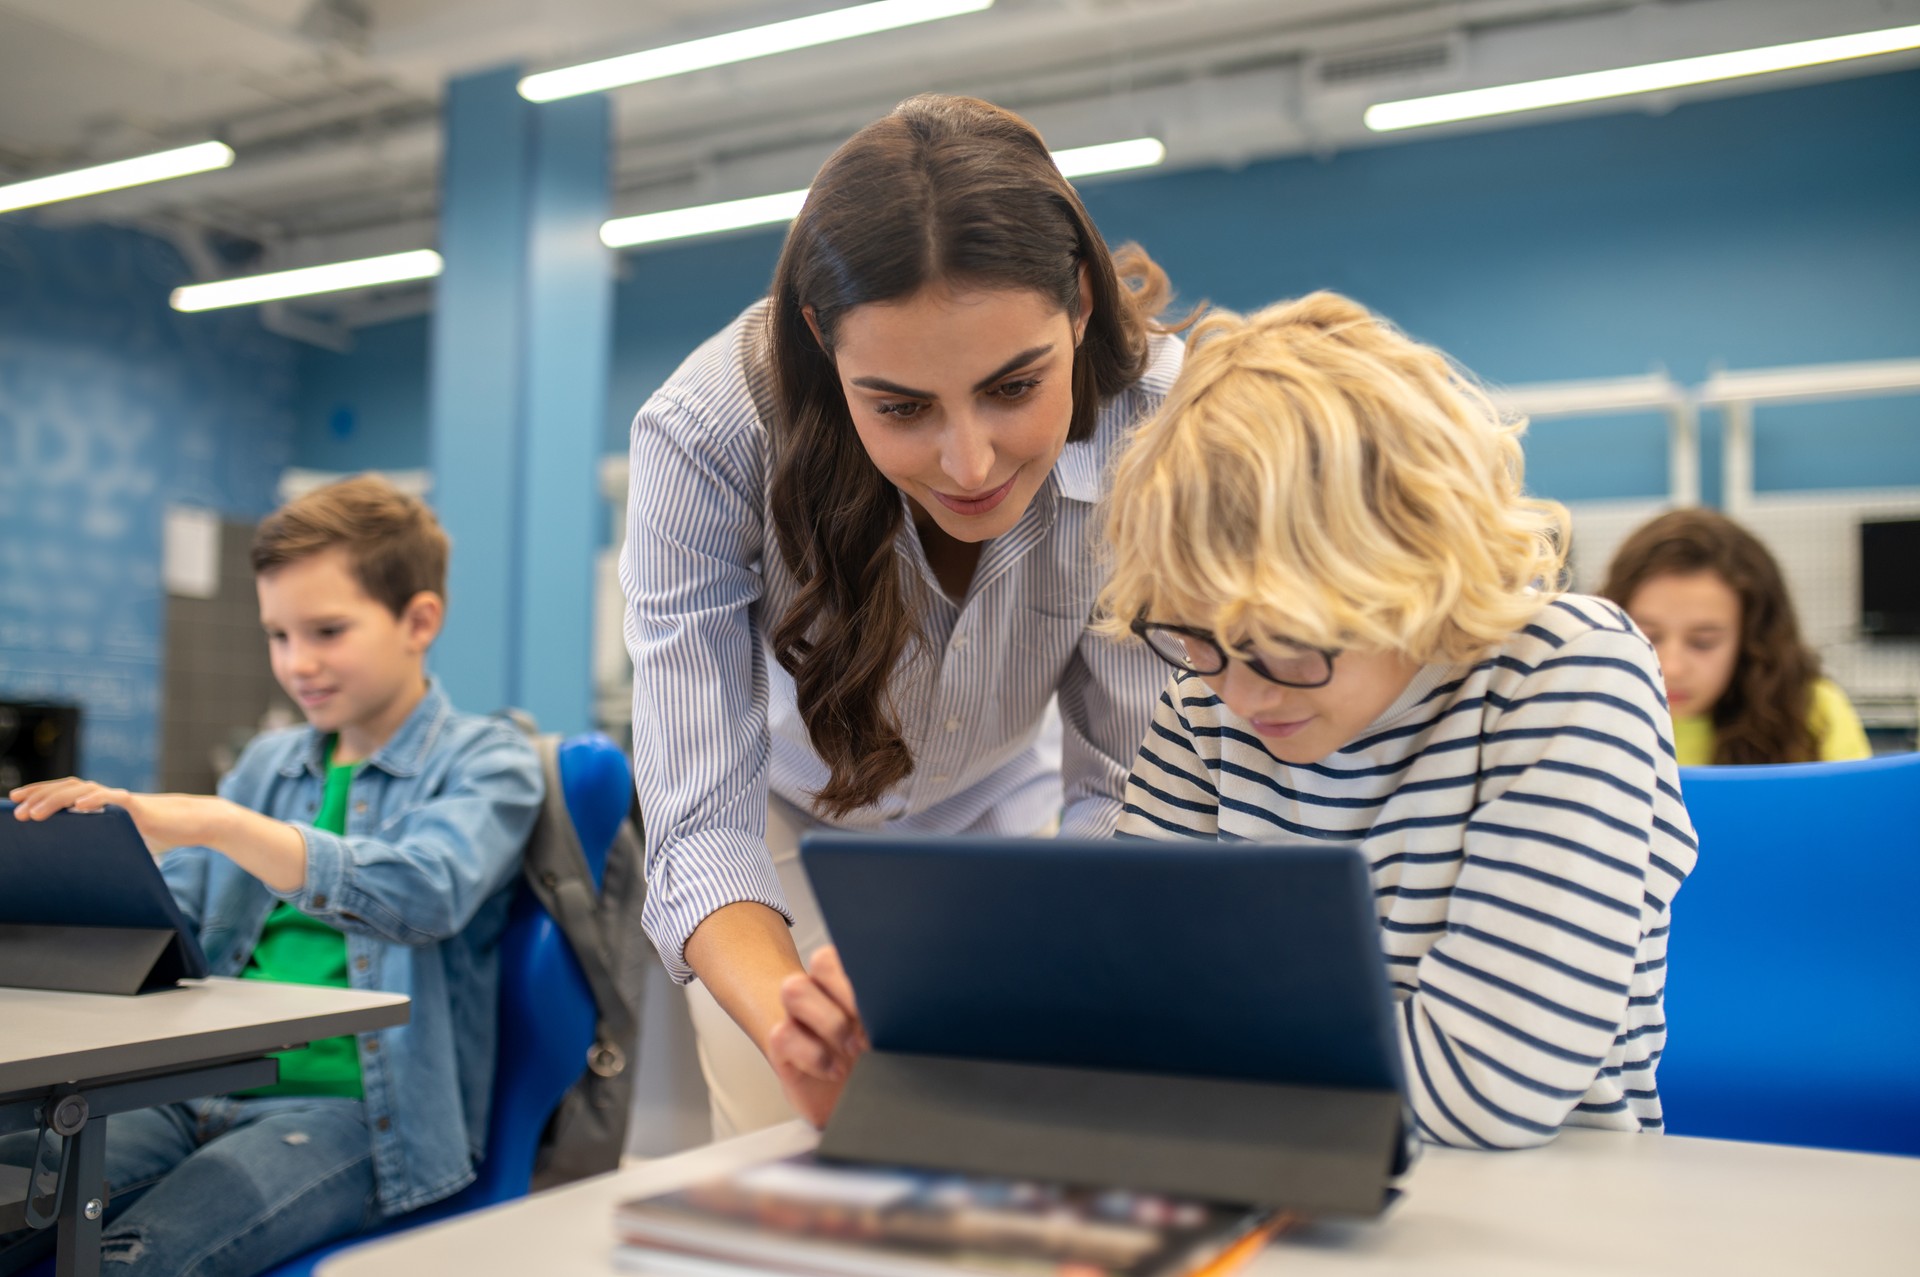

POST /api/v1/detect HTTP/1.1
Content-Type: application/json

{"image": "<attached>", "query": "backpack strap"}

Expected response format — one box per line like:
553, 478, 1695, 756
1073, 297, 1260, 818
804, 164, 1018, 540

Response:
525, 735, 638, 1078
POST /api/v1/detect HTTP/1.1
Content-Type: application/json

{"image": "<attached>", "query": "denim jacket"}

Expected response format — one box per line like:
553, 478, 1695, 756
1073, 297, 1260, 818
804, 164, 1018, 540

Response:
159, 679, 543, 1216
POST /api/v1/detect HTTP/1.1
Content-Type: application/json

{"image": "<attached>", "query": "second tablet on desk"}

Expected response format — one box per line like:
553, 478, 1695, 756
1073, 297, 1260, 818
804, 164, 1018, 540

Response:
799, 836, 1409, 1217
0, 802, 210, 995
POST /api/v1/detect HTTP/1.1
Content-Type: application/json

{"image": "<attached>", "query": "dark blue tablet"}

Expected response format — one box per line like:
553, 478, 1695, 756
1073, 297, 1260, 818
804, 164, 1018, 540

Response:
799, 835, 1404, 1093
0, 802, 210, 990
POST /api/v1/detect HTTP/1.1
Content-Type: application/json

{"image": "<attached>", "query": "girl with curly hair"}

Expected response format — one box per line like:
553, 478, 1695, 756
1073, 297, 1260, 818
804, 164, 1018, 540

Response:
1600, 508, 1869, 766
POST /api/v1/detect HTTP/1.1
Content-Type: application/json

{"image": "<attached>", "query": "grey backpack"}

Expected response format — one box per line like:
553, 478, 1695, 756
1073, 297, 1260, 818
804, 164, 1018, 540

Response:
516, 729, 648, 1189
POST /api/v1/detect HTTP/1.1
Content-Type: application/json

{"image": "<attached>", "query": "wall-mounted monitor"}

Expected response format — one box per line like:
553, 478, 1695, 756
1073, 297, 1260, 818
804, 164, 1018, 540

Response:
1860, 518, 1920, 637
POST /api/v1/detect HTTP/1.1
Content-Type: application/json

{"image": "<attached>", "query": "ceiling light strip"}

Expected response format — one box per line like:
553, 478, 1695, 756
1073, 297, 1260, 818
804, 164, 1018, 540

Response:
0, 141, 235, 215
170, 250, 443, 312
1365, 22, 1920, 131
520, 0, 994, 102
1051, 137, 1167, 179
601, 136, 1167, 249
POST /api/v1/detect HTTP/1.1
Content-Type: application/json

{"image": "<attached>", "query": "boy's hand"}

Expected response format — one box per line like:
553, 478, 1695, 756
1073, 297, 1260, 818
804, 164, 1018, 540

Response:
9, 779, 223, 853
767, 945, 870, 1128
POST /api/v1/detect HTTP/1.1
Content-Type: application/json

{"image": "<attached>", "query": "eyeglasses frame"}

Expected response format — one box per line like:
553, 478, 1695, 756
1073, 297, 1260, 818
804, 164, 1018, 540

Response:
1129, 616, 1341, 689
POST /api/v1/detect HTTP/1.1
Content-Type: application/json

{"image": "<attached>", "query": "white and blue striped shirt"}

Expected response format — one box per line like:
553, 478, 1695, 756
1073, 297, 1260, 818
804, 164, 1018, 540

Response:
1118, 595, 1698, 1148
622, 301, 1183, 981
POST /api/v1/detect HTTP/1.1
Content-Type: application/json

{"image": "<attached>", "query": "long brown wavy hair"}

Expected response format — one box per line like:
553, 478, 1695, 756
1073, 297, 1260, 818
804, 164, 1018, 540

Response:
767, 94, 1174, 818
1600, 508, 1821, 765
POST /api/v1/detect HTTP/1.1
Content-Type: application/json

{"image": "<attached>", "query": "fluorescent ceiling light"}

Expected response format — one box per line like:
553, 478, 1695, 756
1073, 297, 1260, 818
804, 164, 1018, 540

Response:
171, 249, 442, 312
1365, 22, 1920, 131
601, 136, 1166, 249
520, 0, 994, 102
601, 189, 810, 249
0, 141, 234, 215
1051, 137, 1166, 179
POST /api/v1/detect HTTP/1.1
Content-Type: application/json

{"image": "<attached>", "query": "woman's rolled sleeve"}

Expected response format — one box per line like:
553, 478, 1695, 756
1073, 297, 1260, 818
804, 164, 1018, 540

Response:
623, 382, 793, 982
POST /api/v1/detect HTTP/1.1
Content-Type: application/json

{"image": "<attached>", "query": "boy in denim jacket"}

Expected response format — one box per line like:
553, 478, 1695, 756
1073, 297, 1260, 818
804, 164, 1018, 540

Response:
2, 475, 542, 1277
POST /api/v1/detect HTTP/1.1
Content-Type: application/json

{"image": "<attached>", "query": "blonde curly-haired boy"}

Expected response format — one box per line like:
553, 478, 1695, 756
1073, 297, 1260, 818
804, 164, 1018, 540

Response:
1101, 293, 1697, 1150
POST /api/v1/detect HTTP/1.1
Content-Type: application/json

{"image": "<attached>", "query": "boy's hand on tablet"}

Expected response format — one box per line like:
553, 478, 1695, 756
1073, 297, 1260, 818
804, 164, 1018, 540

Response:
9, 779, 219, 853
768, 944, 869, 1128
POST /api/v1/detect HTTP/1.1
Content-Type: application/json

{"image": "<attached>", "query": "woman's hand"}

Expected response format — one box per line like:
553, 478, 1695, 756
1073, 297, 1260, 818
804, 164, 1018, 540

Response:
767, 945, 870, 1128
8, 779, 219, 853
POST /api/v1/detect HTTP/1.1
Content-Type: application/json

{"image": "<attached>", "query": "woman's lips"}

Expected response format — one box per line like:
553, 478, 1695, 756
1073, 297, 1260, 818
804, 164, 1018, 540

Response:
933, 473, 1017, 516
1252, 716, 1314, 739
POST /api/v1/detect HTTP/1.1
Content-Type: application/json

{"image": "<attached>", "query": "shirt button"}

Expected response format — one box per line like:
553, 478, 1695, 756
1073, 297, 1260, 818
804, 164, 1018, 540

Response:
364, 1037, 380, 1054
375, 1116, 391, 1132
931, 774, 950, 784
353, 801, 368, 815
353, 955, 369, 972
945, 718, 961, 733
312, 893, 329, 909
951, 634, 969, 650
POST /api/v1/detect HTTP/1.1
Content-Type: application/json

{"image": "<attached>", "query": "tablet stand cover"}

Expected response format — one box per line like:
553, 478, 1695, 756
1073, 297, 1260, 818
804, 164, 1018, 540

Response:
0, 804, 210, 994
802, 836, 1409, 1217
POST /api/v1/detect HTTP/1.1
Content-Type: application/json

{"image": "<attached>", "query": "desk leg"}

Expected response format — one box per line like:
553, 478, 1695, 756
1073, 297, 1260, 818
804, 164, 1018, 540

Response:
54, 1116, 104, 1277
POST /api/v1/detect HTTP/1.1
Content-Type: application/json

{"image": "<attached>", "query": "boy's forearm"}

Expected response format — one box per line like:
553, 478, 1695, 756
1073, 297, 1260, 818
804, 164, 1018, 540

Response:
195, 798, 310, 893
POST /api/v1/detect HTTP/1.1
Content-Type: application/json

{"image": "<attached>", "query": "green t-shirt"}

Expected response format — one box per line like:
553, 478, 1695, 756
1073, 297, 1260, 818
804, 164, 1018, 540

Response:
239, 738, 365, 1099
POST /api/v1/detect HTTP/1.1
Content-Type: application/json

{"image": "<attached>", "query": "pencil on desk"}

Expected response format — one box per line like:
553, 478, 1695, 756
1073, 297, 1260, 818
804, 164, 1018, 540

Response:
1186, 1211, 1298, 1277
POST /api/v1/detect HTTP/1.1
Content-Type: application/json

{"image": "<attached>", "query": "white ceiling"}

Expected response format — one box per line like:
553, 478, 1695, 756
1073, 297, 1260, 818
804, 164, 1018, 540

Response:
3, 0, 1917, 331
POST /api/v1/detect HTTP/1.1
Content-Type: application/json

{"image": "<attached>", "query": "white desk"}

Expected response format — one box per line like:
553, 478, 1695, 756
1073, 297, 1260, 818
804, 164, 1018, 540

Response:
0, 977, 410, 1093
2, 977, 409, 1277
319, 1122, 1920, 1277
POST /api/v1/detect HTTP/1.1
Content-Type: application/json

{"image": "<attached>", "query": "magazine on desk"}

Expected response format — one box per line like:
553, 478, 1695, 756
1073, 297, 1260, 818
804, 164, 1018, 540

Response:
613, 1154, 1291, 1277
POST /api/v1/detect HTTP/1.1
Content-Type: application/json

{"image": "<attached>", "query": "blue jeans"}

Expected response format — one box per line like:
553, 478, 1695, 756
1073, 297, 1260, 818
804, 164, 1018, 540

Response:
0, 1096, 378, 1277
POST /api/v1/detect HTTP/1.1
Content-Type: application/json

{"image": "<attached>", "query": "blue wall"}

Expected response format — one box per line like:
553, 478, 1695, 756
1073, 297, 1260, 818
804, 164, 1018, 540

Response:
1079, 68, 1920, 502
605, 228, 788, 453
293, 314, 431, 473
0, 222, 297, 788
293, 68, 1920, 504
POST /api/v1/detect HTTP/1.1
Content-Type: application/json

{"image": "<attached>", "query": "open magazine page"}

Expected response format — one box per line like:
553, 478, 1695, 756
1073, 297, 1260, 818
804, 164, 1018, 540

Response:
615, 1154, 1283, 1277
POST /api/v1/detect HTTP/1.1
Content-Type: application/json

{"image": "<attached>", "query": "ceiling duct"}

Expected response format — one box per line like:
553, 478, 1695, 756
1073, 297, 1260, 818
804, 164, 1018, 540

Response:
1314, 38, 1457, 86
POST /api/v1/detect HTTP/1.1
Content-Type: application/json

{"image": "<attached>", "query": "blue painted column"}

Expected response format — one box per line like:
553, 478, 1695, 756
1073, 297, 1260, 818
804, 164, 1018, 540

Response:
428, 67, 611, 732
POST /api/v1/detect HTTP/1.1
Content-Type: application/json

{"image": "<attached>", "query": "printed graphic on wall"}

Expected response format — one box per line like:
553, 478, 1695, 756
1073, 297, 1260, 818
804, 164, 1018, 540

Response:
0, 222, 296, 789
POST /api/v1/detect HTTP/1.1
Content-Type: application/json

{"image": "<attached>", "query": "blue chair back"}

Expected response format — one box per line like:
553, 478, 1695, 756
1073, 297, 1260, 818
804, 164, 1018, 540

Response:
437, 731, 629, 1208
259, 731, 632, 1276
1662, 752, 1920, 1156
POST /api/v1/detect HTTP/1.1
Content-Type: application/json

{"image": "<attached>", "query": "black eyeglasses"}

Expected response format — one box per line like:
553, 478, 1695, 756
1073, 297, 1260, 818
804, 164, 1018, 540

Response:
1130, 617, 1339, 688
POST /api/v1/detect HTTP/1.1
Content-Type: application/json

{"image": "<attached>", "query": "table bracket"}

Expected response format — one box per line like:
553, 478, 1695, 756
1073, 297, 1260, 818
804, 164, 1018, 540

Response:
0, 1055, 277, 1265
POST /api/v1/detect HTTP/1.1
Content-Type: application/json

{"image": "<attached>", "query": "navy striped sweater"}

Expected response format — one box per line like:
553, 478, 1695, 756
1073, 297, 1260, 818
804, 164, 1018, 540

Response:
1116, 595, 1697, 1148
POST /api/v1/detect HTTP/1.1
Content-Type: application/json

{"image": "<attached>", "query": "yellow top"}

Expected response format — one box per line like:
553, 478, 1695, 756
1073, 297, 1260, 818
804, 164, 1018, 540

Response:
1672, 677, 1871, 767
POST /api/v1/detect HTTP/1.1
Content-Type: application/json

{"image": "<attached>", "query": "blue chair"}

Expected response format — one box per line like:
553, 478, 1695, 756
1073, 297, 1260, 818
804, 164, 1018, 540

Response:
1660, 752, 1920, 1157
257, 731, 632, 1276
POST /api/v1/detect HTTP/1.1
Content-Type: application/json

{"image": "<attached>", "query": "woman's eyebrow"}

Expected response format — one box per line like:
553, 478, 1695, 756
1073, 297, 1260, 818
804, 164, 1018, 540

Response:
848, 344, 1056, 400
970, 344, 1053, 392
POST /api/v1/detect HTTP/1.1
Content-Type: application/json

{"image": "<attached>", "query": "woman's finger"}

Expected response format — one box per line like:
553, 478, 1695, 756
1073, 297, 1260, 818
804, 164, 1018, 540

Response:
806, 945, 860, 1016
768, 1016, 845, 1081
780, 972, 858, 1056
805, 946, 868, 1052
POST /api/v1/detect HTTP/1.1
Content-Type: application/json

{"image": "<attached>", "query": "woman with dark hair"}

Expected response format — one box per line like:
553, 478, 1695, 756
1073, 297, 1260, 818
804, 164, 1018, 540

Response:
621, 95, 1184, 1135
1599, 508, 1868, 767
